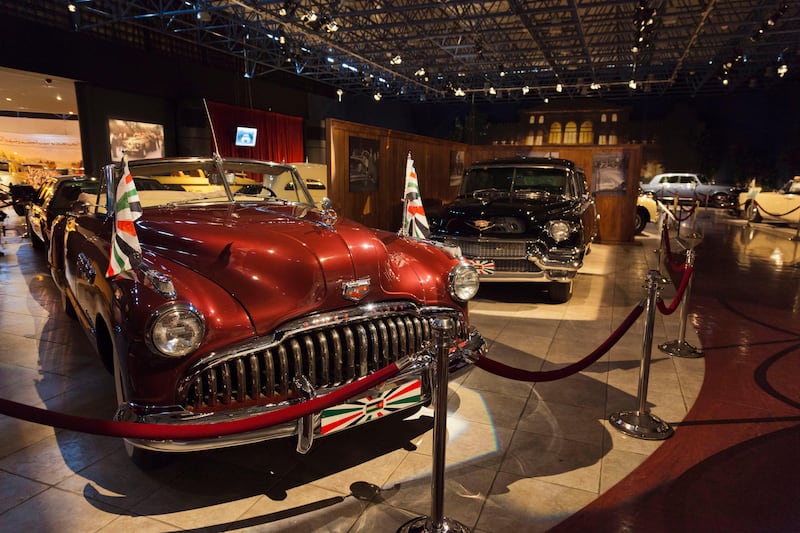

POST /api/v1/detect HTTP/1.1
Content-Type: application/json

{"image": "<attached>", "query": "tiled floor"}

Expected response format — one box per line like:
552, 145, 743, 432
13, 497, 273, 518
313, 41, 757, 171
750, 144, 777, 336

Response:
1, 209, 706, 532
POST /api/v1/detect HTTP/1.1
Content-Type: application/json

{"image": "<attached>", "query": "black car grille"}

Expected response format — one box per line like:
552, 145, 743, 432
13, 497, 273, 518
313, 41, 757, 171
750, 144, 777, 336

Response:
454, 238, 529, 258
493, 259, 542, 273
181, 310, 434, 411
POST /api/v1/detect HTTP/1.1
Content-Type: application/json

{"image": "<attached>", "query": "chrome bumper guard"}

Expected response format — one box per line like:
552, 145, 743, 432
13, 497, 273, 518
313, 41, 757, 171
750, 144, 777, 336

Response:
115, 326, 486, 453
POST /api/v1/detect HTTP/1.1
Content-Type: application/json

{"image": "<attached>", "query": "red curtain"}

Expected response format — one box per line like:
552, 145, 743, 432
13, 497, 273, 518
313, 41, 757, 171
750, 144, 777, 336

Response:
206, 101, 304, 163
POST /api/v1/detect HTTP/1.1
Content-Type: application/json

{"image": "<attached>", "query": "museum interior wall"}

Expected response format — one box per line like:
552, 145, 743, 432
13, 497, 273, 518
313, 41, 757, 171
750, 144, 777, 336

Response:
327, 118, 641, 242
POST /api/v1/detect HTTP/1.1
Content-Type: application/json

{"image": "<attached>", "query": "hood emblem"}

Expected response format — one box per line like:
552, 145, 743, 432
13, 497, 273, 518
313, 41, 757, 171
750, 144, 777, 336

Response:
342, 278, 370, 302
468, 219, 495, 232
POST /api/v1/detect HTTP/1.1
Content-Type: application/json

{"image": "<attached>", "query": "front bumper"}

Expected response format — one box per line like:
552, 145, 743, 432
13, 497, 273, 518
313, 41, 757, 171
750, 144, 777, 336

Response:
115, 325, 485, 453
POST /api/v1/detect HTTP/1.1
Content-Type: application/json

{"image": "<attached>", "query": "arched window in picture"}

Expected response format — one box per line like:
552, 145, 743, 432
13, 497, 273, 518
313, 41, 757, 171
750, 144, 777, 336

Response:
564, 121, 578, 144
548, 122, 563, 144
579, 121, 594, 144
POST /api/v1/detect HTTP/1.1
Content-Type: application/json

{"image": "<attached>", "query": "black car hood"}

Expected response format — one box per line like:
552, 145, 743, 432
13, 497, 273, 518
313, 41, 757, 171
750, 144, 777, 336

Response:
433, 196, 579, 236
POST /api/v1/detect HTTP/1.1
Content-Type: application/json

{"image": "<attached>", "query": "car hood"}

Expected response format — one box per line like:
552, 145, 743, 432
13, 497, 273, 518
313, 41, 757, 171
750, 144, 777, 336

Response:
433, 197, 578, 235
136, 203, 443, 335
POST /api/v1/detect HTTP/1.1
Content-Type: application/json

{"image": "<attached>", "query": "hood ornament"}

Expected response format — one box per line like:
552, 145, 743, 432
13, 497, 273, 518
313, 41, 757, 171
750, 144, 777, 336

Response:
468, 219, 495, 232
342, 277, 370, 302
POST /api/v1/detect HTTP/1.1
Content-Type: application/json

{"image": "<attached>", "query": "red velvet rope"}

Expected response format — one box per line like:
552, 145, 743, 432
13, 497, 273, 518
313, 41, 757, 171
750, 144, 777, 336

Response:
0, 363, 400, 440
672, 203, 697, 222
753, 199, 800, 219
474, 304, 644, 382
662, 224, 686, 273
656, 265, 694, 315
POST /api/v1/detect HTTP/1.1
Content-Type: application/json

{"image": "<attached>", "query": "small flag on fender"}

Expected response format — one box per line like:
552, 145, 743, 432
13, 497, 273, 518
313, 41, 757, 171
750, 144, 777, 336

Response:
399, 153, 430, 239
106, 155, 143, 278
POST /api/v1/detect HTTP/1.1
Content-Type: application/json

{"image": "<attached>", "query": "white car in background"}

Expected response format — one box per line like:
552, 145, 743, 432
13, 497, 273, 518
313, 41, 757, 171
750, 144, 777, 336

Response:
743, 177, 800, 224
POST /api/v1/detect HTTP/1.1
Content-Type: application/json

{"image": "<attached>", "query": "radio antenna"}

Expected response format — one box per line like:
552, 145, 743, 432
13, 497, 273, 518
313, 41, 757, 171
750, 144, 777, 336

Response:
202, 98, 220, 155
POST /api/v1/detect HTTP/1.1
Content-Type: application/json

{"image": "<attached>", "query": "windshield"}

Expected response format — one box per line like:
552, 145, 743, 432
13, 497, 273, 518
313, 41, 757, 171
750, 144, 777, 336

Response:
98, 158, 317, 213
462, 166, 569, 199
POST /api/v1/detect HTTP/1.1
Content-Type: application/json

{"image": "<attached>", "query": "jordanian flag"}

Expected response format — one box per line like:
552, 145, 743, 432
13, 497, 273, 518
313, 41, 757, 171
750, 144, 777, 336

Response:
106, 155, 142, 278
320, 380, 422, 435
399, 153, 431, 239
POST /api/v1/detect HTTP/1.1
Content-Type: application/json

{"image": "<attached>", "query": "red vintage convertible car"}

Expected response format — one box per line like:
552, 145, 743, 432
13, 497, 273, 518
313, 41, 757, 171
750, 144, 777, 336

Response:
49, 156, 485, 464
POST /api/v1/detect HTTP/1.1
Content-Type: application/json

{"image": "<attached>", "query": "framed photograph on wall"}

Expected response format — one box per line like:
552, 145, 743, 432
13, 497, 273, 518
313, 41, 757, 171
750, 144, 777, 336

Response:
348, 136, 379, 192
449, 150, 465, 187
591, 152, 628, 194
109, 119, 165, 161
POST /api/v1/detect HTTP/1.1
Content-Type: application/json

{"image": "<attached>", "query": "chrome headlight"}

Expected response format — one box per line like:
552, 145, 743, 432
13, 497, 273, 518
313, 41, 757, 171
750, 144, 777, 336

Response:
546, 220, 573, 242
147, 303, 205, 357
449, 262, 480, 302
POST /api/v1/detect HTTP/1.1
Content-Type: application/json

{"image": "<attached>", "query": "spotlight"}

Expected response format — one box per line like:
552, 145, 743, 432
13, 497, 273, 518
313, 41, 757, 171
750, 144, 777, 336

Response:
336, 88, 343, 102
414, 67, 426, 77
488, 86, 497, 95
543, 97, 549, 103
374, 92, 382, 101
390, 55, 402, 65
521, 86, 530, 95
590, 82, 601, 90
777, 64, 788, 77
628, 79, 637, 89
722, 78, 729, 86
454, 88, 466, 97
556, 83, 562, 92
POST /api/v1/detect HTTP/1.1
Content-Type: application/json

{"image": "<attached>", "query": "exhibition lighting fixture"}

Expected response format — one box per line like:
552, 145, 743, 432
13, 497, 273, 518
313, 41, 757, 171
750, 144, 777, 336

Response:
556, 83, 563, 92
454, 88, 466, 97
777, 64, 788, 77
590, 82, 601, 90
521, 86, 530, 95
336, 88, 343, 101
629, 79, 637, 89
373, 92, 382, 101
390, 55, 402, 65
488, 86, 497, 95
415, 68, 426, 77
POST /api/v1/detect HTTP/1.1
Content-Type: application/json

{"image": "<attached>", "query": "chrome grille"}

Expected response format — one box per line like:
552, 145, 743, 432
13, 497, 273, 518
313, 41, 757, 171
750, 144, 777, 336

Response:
494, 259, 542, 273
453, 238, 529, 258
181, 311, 433, 411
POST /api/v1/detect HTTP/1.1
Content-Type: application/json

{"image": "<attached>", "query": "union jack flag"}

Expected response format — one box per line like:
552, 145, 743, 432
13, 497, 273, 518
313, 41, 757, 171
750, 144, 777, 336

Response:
106, 155, 142, 278
399, 153, 430, 239
469, 259, 495, 276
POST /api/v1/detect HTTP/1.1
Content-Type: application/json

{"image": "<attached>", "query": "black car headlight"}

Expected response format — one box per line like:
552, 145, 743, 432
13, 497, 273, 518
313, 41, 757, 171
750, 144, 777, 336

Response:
147, 303, 205, 357
546, 220, 574, 242
449, 262, 480, 302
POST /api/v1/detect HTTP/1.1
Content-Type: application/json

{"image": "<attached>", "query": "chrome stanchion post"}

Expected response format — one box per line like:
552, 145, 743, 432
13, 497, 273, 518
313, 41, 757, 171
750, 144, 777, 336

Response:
659, 248, 704, 358
609, 270, 674, 440
399, 317, 471, 533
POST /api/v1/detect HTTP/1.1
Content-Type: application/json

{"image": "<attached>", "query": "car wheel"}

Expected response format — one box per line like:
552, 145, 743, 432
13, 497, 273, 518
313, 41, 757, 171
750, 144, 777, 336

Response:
549, 281, 573, 303
634, 207, 649, 234
746, 202, 762, 223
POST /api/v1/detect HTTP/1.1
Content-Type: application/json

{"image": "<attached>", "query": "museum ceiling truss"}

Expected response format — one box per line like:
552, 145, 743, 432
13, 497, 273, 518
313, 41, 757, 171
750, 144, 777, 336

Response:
5, 1, 799, 102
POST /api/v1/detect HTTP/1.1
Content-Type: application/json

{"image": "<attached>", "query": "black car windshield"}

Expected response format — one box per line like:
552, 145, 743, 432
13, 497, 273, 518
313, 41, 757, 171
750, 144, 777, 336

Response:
462, 167, 569, 199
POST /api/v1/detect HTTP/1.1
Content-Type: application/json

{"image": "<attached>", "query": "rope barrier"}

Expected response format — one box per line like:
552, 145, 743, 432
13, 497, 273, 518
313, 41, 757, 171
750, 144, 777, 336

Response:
0, 362, 401, 440
656, 265, 694, 315
661, 223, 686, 273
474, 303, 644, 382
672, 203, 697, 222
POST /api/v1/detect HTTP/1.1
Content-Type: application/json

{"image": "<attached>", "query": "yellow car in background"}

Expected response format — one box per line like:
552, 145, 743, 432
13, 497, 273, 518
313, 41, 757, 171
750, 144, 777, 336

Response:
636, 191, 659, 233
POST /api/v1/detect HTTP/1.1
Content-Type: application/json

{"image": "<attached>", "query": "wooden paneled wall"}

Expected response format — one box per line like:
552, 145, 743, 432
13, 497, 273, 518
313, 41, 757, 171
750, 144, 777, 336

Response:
326, 118, 467, 232
326, 118, 642, 242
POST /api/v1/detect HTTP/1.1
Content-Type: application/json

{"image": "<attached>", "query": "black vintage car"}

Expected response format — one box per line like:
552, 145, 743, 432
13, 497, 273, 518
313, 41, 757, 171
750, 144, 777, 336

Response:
429, 157, 598, 303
